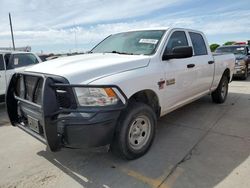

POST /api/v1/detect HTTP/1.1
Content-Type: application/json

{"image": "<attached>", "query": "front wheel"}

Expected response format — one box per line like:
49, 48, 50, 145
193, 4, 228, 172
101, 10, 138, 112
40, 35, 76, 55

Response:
111, 102, 156, 160
211, 75, 229, 104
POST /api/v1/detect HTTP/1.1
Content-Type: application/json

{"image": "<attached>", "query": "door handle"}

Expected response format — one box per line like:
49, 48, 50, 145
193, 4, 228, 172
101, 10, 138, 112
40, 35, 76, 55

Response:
208, 61, 214, 64
187, 64, 195, 68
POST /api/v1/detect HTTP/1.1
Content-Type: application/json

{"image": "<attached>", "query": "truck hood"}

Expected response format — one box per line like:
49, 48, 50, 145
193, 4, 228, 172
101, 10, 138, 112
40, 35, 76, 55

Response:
25, 53, 150, 84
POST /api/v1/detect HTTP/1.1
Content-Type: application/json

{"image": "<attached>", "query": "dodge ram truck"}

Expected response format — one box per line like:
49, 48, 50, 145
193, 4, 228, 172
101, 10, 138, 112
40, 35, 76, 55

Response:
0, 51, 41, 101
6, 28, 235, 159
215, 45, 250, 79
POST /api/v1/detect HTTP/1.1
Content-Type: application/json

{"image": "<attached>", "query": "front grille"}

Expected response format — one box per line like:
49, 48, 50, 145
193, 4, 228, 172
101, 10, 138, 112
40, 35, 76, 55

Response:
25, 76, 39, 101
15, 73, 75, 109
33, 79, 43, 105
15, 74, 44, 105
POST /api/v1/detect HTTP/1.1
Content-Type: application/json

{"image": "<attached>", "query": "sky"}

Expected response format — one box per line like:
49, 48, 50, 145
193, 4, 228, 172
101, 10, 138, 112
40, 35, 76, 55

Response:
0, 0, 249, 53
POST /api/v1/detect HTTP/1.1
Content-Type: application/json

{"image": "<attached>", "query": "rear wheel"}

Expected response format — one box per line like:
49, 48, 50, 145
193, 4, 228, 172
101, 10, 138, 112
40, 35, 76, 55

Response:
111, 102, 156, 160
211, 75, 229, 104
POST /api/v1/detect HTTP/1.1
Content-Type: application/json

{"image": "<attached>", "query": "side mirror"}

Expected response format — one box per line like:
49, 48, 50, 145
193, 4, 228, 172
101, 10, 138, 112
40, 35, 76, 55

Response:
162, 46, 193, 60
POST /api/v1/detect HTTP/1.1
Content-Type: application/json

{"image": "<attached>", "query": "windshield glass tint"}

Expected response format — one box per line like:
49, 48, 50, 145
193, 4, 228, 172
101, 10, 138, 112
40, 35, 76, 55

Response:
216, 46, 245, 55
91, 30, 165, 55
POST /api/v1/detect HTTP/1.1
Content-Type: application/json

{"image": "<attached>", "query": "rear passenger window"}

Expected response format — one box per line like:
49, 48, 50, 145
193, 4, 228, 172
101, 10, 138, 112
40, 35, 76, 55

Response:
0, 55, 4, 70
189, 32, 207, 56
164, 31, 188, 54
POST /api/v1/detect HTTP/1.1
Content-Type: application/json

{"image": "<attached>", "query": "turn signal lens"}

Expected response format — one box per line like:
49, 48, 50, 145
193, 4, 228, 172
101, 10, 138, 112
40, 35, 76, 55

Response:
104, 88, 117, 97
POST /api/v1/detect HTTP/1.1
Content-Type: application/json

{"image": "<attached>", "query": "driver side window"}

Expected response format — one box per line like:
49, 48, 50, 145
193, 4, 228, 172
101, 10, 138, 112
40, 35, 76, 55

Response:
164, 31, 188, 54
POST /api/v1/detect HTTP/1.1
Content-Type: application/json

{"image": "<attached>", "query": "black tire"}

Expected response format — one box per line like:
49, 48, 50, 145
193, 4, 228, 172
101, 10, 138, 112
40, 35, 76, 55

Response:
111, 102, 156, 160
211, 75, 229, 104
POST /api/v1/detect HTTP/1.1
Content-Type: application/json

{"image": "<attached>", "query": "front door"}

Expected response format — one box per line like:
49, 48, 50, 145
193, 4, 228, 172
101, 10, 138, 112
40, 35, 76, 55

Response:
161, 30, 197, 113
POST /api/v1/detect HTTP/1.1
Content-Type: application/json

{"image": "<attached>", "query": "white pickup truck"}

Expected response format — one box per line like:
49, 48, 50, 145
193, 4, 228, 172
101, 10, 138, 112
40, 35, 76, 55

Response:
6, 28, 235, 159
0, 51, 41, 101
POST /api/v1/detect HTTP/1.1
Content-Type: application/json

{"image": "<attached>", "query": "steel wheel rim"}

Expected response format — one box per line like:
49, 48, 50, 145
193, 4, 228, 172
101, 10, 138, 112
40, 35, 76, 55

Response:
128, 115, 151, 150
221, 80, 227, 99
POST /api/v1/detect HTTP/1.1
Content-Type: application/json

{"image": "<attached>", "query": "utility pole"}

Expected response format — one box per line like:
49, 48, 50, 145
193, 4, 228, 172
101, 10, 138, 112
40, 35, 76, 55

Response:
74, 27, 77, 53
9, 13, 15, 50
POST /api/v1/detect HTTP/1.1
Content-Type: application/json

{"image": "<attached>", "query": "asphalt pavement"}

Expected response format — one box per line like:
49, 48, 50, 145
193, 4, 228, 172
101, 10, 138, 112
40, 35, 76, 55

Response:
0, 78, 249, 188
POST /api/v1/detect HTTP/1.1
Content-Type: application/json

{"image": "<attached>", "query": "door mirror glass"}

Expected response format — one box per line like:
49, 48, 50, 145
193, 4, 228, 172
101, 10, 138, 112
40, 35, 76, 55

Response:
162, 46, 193, 60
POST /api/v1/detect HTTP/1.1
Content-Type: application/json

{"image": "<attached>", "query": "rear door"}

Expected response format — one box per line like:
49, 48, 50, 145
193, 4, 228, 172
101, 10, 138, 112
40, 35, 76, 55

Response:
0, 54, 6, 95
187, 31, 214, 94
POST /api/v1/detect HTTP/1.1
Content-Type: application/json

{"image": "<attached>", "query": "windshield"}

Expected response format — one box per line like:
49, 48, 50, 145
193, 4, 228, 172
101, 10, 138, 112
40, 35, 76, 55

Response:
91, 30, 166, 55
215, 46, 246, 55
7, 53, 39, 70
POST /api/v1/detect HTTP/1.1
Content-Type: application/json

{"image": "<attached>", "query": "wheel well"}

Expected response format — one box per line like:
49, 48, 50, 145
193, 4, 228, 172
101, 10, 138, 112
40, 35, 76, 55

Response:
128, 90, 161, 118
223, 68, 230, 82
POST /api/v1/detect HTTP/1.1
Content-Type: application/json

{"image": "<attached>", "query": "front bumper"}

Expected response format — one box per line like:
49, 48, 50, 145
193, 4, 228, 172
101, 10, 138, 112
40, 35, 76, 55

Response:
6, 72, 127, 151
233, 65, 246, 76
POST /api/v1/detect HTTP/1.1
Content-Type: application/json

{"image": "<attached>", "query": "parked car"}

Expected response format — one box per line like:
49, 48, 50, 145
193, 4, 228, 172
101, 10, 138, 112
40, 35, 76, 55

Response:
46, 55, 61, 61
38, 54, 61, 62
38, 54, 51, 62
215, 45, 250, 79
0, 51, 42, 101
6, 28, 235, 159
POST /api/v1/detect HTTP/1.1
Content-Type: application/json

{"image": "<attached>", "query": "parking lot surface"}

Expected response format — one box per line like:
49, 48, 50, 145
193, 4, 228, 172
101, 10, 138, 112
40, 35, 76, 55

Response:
0, 78, 250, 188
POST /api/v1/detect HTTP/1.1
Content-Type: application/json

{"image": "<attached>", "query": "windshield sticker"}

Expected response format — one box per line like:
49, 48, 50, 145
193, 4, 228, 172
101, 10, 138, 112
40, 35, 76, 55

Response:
237, 47, 244, 50
14, 58, 19, 65
139, 39, 158, 45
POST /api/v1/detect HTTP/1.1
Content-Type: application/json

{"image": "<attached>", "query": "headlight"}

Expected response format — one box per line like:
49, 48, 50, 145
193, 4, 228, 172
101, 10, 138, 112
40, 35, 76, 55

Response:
74, 87, 119, 106
235, 59, 245, 66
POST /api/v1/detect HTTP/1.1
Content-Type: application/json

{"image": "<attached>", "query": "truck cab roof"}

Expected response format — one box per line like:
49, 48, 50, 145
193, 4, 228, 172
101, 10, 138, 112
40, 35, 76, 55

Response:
0, 50, 32, 55
220, 45, 248, 48
114, 27, 204, 35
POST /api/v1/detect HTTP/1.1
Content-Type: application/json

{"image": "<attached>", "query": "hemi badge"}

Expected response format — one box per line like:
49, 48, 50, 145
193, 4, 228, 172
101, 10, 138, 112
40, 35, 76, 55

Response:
166, 79, 175, 86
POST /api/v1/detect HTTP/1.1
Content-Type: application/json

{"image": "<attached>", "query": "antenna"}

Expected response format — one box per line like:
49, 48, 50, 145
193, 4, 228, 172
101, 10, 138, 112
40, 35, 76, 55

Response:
9, 13, 15, 51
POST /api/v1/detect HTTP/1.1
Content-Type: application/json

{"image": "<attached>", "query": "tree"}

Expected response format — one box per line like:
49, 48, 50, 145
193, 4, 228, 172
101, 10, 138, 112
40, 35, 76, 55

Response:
210, 44, 220, 52
223, 41, 235, 46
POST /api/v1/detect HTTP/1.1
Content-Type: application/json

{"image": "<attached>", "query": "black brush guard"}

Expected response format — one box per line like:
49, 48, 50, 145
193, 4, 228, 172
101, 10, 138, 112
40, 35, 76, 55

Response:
6, 72, 127, 151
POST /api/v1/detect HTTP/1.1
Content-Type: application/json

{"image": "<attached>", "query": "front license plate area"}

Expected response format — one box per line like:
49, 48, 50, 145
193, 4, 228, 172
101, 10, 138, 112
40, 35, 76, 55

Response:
27, 116, 41, 134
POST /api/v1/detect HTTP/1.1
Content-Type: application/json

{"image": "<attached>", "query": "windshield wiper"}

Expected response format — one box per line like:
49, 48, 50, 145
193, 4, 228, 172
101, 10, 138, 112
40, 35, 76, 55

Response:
104, 51, 134, 55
